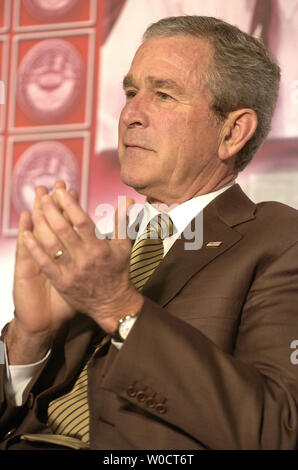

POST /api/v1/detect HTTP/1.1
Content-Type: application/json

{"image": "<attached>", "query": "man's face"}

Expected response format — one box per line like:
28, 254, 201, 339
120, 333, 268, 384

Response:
118, 35, 224, 205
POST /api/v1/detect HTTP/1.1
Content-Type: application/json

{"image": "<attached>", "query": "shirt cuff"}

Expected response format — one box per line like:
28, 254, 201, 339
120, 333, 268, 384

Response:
4, 342, 51, 406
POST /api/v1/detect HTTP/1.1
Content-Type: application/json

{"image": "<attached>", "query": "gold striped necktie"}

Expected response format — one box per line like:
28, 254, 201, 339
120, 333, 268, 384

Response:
47, 365, 90, 443
47, 335, 110, 444
47, 213, 174, 446
129, 213, 174, 291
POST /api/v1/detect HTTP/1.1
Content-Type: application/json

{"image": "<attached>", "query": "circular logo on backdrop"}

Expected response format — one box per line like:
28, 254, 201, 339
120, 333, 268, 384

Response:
12, 141, 79, 213
23, 0, 80, 20
17, 39, 84, 123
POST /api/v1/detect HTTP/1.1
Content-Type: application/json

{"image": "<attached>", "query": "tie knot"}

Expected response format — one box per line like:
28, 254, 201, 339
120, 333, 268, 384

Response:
146, 213, 175, 240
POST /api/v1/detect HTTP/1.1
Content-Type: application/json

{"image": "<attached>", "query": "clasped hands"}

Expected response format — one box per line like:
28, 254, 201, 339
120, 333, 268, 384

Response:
14, 181, 144, 337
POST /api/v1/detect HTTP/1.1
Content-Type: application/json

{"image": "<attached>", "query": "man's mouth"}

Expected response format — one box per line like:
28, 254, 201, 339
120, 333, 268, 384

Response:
124, 143, 153, 151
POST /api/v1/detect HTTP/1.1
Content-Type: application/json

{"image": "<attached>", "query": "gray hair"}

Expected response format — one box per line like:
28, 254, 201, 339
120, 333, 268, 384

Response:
143, 16, 281, 171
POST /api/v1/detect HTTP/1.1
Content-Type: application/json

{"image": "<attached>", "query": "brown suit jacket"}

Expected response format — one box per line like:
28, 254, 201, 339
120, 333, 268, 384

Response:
1, 184, 298, 450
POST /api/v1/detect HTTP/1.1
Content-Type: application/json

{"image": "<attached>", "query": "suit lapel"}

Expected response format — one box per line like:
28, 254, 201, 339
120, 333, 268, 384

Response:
141, 184, 256, 307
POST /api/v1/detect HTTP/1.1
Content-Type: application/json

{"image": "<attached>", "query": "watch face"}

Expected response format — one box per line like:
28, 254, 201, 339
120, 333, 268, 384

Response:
119, 316, 137, 340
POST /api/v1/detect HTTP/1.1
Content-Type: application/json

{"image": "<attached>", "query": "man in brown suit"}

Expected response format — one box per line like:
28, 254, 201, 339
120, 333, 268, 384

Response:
1, 16, 298, 450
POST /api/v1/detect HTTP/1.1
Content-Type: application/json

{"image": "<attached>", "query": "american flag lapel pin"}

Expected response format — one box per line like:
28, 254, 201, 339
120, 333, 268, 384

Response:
206, 241, 223, 247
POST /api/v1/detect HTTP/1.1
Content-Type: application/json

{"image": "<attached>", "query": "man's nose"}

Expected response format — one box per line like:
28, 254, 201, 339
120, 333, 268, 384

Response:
120, 94, 149, 129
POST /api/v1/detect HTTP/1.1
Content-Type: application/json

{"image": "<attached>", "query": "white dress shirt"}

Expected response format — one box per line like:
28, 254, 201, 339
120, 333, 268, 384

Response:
5, 181, 235, 406
138, 181, 235, 256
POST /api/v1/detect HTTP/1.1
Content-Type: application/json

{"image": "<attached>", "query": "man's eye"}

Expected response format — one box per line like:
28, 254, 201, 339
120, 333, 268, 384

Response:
157, 92, 172, 100
125, 90, 137, 100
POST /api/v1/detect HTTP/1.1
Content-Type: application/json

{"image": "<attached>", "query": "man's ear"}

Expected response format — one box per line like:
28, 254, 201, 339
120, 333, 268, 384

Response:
218, 109, 258, 161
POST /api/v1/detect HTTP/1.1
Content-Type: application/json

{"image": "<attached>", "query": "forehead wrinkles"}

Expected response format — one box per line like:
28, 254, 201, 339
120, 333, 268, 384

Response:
130, 36, 212, 93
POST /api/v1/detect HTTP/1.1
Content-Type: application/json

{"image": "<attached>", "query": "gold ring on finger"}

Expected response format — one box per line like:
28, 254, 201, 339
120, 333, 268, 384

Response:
54, 249, 64, 260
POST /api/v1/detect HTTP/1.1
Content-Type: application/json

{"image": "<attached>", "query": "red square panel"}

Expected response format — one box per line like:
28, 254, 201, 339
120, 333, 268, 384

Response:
14, 0, 97, 31
3, 132, 90, 235
9, 30, 95, 133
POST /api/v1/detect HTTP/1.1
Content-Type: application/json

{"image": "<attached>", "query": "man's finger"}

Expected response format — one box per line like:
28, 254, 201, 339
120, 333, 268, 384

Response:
52, 182, 79, 224
22, 230, 60, 281
33, 186, 48, 214
54, 189, 95, 241
40, 194, 81, 250
16, 211, 33, 260
68, 189, 79, 202
14, 211, 42, 280
52, 181, 67, 211
54, 181, 67, 191
63, 189, 79, 224
32, 206, 67, 259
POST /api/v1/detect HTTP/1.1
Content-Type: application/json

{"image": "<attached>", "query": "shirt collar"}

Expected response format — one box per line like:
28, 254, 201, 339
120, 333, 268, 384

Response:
138, 181, 236, 237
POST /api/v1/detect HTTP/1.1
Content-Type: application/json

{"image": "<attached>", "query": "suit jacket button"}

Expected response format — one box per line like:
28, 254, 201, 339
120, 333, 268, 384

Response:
145, 397, 156, 409
27, 392, 34, 409
156, 403, 167, 414
126, 386, 137, 398
4, 428, 16, 439
136, 391, 146, 402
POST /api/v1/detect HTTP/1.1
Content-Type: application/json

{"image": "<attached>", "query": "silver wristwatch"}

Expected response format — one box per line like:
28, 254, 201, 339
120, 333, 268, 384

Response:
111, 312, 139, 343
